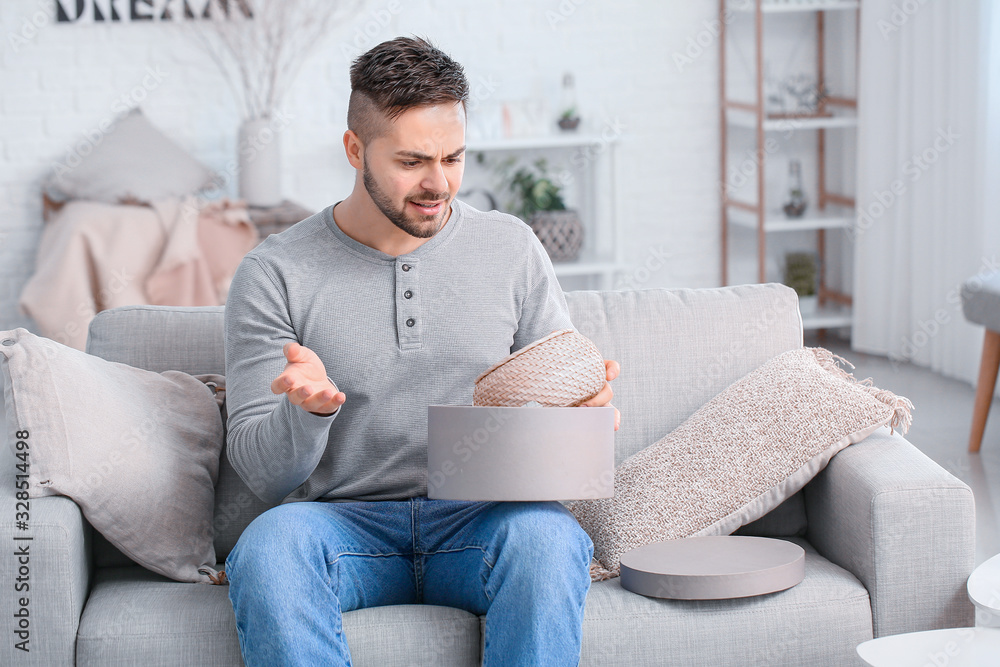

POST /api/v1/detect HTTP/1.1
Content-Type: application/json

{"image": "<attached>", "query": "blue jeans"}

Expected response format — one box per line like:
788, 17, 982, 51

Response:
225, 497, 594, 666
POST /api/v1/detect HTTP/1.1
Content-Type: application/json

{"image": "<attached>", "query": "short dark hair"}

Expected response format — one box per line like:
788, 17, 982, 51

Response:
347, 36, 470, 144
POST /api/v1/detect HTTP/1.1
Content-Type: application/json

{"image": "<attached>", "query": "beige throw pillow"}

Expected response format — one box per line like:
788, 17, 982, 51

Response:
1, 328, 225, 584
567, 347, 913, 580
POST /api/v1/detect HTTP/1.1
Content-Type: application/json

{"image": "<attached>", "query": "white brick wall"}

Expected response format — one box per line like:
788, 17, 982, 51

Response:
0, 0, 845, 333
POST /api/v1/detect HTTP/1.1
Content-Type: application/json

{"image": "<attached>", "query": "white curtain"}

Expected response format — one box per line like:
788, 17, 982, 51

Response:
852, 0, 999, 391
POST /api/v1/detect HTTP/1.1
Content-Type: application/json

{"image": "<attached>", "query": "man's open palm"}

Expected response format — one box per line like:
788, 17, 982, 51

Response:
271, 341, 346, 416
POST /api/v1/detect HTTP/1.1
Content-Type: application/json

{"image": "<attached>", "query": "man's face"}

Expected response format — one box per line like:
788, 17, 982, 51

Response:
361, 102, 466, 239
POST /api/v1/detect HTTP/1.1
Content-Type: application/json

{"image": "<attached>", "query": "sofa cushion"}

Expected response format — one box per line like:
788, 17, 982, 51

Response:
87, 304, 226, 376
579, 538, 873, 666
76, 565, 481, 667
568, 347, 914, 576
77, 539, 867, 666
1, 327, 224, 583
960, 270, 1000, 332
565, 284, 803, 463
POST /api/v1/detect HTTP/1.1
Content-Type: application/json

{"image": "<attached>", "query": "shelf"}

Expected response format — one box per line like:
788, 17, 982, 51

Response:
466, 133, 619, 152
726, 106, 857, 131
730, 0, 859, 13
728, 205, 854, 232
720, 0, 859, 330
801, 302, 853, 330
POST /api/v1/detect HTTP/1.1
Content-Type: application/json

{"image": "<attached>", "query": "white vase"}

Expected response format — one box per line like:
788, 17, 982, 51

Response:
238, 117, 282, 208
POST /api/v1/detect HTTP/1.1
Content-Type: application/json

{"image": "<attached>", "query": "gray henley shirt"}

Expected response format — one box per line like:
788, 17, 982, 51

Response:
224, 198, 576, 505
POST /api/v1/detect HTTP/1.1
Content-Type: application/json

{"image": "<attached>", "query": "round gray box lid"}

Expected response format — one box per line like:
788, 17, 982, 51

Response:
620, 536, 805, 600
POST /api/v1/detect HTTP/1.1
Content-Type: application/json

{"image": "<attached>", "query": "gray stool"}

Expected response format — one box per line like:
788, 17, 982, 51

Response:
961, 271, 1000, 452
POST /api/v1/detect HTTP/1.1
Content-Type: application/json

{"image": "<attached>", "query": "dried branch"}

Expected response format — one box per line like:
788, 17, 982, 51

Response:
185, 0, 362, 120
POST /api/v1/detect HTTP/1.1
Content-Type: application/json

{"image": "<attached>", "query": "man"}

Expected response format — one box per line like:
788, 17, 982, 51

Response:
223, 35, 620, 666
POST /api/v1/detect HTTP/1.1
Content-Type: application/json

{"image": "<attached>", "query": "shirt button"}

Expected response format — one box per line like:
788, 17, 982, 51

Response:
406, 318, 415, 327
404, 290, 413, 299
402, 264, 411, 272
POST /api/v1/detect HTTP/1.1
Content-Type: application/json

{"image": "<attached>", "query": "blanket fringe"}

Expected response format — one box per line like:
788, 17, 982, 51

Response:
589, 559, 619, 582
810, 347, 914, 436
207, 569, 228, 585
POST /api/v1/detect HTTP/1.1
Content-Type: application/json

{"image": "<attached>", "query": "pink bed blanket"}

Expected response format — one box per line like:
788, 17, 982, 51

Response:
19, 197, 259, 350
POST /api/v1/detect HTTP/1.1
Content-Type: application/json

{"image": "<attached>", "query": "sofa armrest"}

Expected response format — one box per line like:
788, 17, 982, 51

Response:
804, 427, 975, 638
1, 491, 92, 666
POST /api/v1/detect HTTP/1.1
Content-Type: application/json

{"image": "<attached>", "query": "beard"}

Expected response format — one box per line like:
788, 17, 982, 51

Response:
362, 160, 450, 239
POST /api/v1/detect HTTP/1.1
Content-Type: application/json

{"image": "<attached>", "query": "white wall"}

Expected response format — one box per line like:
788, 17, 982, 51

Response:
0, 0, 827, 333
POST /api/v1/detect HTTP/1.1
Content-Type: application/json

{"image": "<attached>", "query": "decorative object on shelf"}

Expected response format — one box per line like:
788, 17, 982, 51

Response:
501, 99, 548, 138
782, 158, 808, 218
558, 72, 581, 131
190, 0, 360, 206
472, 329, 606, 408
494, 156, 584, 262
783, 251, 818, 315
765, 71, 831, 119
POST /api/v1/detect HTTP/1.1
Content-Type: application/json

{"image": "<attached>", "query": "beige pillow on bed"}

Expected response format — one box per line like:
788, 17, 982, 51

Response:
1, 327, 225, 584
567, 347, 913, 580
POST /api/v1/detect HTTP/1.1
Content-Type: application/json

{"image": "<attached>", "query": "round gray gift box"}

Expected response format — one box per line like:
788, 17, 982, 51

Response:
427, 405, 615, 501
620, 536, 805, 600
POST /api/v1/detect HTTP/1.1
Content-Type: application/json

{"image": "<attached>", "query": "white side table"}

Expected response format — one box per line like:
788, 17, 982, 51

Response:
857, 554, 1000, 665
968, 553, 1000, 628
857, 628, 1000, 666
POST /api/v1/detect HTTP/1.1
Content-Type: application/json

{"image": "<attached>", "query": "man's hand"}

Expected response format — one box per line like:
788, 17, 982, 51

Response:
270, 342, 346, 416
579, 359, 621, 431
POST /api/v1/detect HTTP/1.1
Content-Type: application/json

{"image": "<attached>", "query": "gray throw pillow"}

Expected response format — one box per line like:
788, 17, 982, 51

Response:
44, 107, 217, 205
1, 327, 224, 584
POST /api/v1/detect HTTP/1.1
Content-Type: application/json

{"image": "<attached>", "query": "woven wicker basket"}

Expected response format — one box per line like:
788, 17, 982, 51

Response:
530, 211, 584, 262
473, 329, 606, 407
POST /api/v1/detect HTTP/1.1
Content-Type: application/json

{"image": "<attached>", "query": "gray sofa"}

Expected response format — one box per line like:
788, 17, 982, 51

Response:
1, 283, 976, 666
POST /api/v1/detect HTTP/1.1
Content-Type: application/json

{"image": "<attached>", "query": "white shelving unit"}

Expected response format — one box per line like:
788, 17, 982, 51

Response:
720, 0, 860, 332
466, 132, 624, 290
731, 0, 860, 14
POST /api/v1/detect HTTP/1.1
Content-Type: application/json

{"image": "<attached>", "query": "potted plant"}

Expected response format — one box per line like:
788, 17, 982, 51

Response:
557, 73, 581, 131
558, 107, 581, 131
494, 157, 583, 262
783, 251, 818, 316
